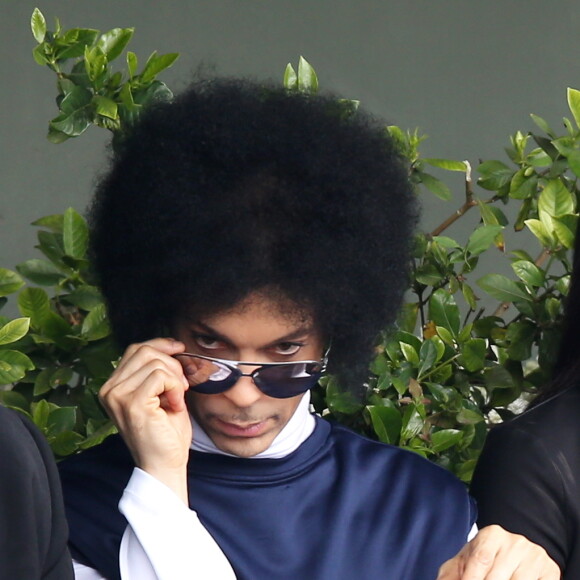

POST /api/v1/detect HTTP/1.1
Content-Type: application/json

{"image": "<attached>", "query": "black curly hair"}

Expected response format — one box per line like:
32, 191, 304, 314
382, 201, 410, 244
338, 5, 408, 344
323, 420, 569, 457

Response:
89, 77, 418, 388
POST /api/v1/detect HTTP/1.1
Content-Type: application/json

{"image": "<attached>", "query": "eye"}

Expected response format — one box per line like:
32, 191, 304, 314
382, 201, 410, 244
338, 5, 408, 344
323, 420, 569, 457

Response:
273, 342, 302, 356
193, 334, 223, 350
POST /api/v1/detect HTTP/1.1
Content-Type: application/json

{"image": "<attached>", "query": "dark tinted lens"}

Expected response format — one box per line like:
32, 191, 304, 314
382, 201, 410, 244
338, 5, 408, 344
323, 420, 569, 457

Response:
179, 357, 240, 394
254, 362, 323, 398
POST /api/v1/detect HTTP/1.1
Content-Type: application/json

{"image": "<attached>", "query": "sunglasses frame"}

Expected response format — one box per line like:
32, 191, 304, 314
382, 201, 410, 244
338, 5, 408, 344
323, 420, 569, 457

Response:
175, 349, 329, 398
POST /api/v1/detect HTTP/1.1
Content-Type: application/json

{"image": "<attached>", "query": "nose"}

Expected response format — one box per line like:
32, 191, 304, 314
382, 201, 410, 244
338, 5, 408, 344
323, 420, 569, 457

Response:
222, 373, 263, 407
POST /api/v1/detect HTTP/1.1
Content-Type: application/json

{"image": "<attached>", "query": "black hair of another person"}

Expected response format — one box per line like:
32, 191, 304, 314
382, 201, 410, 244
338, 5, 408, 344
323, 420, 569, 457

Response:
89, 77, 418, 389
531, 229, 580, 406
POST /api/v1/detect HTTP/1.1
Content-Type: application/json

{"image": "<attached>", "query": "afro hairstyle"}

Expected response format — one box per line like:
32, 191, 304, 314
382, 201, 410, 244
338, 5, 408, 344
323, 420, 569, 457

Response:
89, 77, 418, 389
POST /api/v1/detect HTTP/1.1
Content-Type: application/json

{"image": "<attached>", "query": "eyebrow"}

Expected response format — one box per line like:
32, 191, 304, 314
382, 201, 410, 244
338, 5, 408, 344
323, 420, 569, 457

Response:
190, 320, 316, 348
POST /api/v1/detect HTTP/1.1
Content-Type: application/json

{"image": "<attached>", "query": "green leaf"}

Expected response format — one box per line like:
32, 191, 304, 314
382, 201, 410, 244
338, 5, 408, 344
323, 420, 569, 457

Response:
511, 260, 545, 287
18, 288, 50, 328
31, 8, 47, 43
553, 214, 578, 249
367, 405, 402, 445
400, 403, 424, 440
97, 28, 134, 61
400, 342, 419, 366
428, 289, 460, 337
477, 274, 531, 303
461, 282, 477, 310
0, 269, 25, 297
458, 338, 486, 372
566, 150, 580, 178
456, 407, 484, 425
509, 169, 538, 200
84, 45, 107, 82
50, 86, 92, 137
54, 29, 100, 60
93, 95, 118, 120
0, 391, 30, 413
32, 214, 64, 232
530, 113, 554, 136
567, 87, 580, 129
32, 43, 50, 66
417, 340, 438, 379
325, 376, 363, 414
417, 171, 452, 201
283, 63, 297, 89
477, 160, 513, 191
0, 318, 30, 346
47, 406, 77, 435
133, 80, 173, 106
483, 364, 515, 390
422, 158, 467, 172
477, 200, 500, 225
127, 51, 138, 78
297, 56, 318, 93
431, 429, 462, 453
50, 431, 84, 457
414, 263, 444, 285
16, 259, 65, 286
0, 350, 35, 384
466, 225, 504, 256
81, 303, 110, 341
32, 399, 51, 430
63, 207, 89, 259
396, 303, 418, 334
431, 236, 461, 249
538, 179, 575, 218
524, 219, 554, 247
140, 51, 179, 83
506, 321, 536, 361
65, 285, 103, 311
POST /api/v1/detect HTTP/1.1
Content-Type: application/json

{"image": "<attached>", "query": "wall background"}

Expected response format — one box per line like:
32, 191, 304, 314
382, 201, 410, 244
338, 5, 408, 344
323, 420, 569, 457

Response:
2, 1, 580, 275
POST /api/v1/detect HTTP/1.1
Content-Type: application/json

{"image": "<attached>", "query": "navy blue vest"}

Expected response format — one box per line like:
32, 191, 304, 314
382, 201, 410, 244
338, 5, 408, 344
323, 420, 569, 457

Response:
59, 417, 475, 580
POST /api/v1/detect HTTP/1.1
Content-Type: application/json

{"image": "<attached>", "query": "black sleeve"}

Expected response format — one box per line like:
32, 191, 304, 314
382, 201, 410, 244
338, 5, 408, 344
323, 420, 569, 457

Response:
470, 423, 568, 572
0, 407, 74, 579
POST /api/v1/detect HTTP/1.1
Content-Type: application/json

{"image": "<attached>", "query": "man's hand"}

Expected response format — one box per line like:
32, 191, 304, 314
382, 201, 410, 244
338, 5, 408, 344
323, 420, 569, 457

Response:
437, 525, 561, 580
99, 338, 192, 503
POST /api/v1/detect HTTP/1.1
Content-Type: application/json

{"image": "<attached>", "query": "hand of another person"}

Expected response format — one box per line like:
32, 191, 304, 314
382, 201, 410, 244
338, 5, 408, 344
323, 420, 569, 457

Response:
99, 338, 192, 503
437, 524, 561, 580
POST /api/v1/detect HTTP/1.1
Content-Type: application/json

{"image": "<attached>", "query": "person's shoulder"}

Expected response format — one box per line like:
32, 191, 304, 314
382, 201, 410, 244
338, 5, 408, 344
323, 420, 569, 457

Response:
0, 405, 49, 462
491, 386, 580, 441
326, 419, 465, 490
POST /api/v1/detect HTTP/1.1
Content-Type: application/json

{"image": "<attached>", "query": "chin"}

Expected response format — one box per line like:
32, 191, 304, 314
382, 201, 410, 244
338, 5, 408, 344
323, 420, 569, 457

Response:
214, 434, 274, 458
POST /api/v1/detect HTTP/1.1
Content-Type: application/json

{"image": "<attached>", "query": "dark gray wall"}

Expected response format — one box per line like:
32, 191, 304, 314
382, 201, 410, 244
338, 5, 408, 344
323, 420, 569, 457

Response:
3, 1, 580, 273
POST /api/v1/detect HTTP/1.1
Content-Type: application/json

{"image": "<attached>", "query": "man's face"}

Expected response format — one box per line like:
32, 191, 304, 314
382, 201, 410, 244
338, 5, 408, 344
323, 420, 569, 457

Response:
172, 294, 324, 458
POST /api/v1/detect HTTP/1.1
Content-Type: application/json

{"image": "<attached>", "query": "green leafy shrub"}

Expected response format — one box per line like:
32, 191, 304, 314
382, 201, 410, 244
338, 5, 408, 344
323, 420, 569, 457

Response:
1, 10, 579, 479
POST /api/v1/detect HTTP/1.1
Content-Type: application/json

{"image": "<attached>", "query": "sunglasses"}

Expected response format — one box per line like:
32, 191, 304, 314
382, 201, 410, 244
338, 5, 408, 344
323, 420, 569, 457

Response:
174, 351, 328, 399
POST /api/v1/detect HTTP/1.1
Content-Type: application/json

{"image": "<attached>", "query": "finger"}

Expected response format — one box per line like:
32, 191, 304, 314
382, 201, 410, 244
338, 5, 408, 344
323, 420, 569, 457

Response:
115, 339, 185, 375
105, 367, 187, 427
101, 364, 187, 420
459, 545, 514, 580
101, 345, 188, 399
436, 554, 464, 579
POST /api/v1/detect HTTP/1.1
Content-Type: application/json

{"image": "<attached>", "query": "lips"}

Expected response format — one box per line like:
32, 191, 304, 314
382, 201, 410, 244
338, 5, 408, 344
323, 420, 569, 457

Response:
216, 419, 268, 437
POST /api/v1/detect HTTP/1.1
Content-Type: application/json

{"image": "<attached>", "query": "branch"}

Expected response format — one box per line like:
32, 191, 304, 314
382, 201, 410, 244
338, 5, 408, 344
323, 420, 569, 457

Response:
430, 162, 477, 237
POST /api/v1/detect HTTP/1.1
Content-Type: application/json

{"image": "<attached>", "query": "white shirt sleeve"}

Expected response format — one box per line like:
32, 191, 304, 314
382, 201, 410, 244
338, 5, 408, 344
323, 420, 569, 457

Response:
118, 467, 236, 580
73, 559, 107, 579
467, 523, 478, 541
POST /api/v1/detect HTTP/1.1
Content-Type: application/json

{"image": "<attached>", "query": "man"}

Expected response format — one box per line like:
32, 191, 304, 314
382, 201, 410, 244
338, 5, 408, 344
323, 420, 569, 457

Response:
59, 77, 558, 579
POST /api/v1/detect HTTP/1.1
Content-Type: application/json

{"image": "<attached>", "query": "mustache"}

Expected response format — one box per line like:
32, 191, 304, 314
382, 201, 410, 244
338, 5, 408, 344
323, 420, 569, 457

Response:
208, 412, 277, 423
